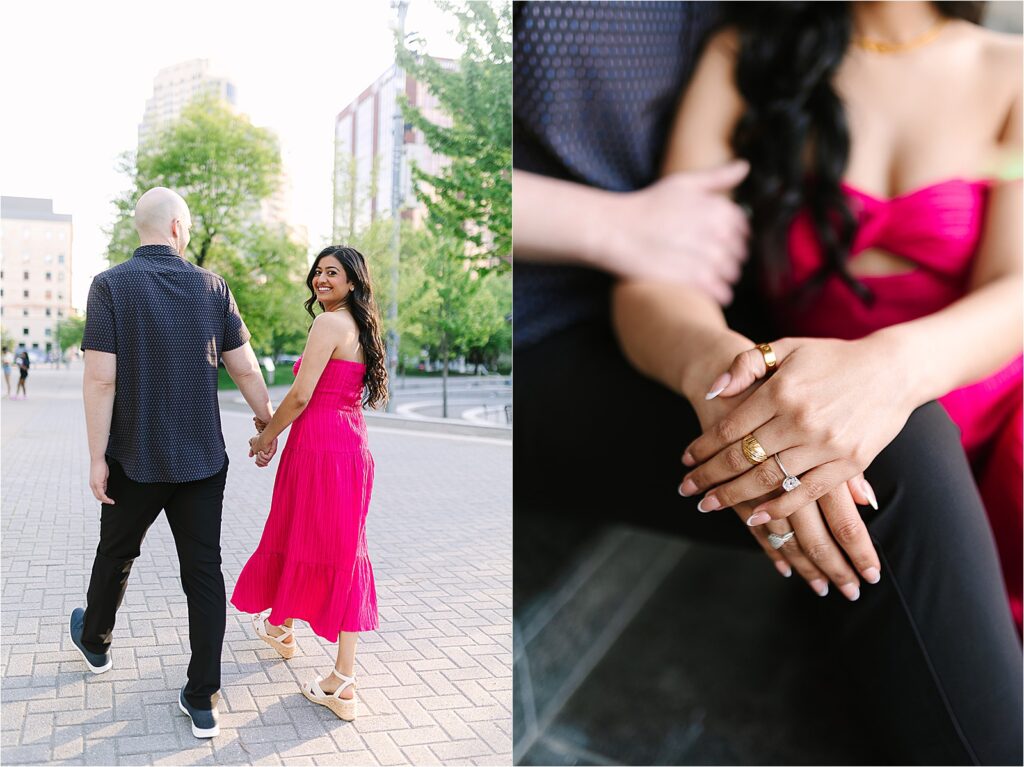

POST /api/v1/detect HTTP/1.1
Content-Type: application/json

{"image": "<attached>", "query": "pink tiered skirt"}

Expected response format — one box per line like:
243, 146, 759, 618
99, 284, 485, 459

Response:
231, 406, 378, 640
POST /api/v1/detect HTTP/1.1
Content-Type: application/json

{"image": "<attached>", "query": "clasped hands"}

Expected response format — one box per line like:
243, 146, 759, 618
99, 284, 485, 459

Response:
249, 417, 278, 468
682, 334, 917, 599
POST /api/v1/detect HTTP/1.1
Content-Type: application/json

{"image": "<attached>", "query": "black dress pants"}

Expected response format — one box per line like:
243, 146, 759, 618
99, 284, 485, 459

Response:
516, 321, 1023, 766
82, 455, 229, 710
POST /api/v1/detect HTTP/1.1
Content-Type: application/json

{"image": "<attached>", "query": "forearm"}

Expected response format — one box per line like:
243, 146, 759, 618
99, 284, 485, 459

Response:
258, 388, 307, 443
611, 279, 752, 402
873, 274, 1023, 405
229, 367, 274, 423
83, 381, 115, 462
514, 171, 618, 270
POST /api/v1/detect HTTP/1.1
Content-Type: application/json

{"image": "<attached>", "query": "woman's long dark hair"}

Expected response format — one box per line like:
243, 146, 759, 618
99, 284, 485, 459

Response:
304, 245, 389, 409
722, 1, 985, 303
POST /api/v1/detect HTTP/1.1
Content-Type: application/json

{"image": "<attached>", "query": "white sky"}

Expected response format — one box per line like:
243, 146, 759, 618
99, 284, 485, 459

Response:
1, 0, 462, 311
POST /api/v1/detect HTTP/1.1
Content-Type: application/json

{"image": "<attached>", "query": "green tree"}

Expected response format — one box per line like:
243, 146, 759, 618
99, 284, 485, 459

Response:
220, 227, 310, 359
400, 233, 505, 415
56, 315, 86, 352
104, 96, 305, 360
398, 0, 512, 269
107, 96, 282, 270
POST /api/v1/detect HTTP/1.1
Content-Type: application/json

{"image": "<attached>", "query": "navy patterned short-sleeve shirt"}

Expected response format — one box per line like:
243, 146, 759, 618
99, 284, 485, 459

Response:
513, 1, 718, 348
82, 245, 251, 483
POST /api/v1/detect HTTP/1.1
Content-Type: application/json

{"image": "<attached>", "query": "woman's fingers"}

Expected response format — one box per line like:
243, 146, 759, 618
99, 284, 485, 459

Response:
787, 504, 862, 601
846, 473, 879, 511
817, 484, 882, 585
746, 460, 850, 523
680, 417, 796, 498
755, 514, 831, 596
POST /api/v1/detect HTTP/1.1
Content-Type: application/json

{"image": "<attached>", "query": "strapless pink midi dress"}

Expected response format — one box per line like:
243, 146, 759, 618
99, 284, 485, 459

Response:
231, 357, 379, 640
773, 179, 1022, 629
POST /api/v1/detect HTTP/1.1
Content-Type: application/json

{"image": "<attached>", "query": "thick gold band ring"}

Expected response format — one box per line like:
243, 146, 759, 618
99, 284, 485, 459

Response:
756, 343, 777, 372
741, 434, 769, 465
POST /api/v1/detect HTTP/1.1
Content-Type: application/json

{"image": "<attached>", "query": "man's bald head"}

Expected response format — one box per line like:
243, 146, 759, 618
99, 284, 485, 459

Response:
134, 187, 192, 255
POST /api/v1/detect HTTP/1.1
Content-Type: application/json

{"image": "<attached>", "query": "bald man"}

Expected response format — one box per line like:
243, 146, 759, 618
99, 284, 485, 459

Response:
69, 187, 275, 738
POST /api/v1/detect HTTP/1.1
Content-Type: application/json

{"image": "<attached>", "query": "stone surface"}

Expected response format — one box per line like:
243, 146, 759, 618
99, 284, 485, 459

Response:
1, 366, 511, 765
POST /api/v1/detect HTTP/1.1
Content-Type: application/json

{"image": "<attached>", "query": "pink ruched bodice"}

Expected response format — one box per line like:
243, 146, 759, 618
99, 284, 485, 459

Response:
777, 179, 1022, 456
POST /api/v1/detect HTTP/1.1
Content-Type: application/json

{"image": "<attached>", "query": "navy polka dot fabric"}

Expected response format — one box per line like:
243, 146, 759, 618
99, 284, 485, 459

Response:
82, 245, 250, 483
513, 1, 717, 348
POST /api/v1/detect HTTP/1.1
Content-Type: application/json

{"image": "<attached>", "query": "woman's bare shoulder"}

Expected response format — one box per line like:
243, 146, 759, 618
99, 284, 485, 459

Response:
960, 22, 1022, 87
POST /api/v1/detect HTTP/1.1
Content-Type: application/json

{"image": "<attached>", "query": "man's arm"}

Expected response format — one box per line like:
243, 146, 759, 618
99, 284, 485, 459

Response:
83, 350, 117, 504
221, 342, 274, 423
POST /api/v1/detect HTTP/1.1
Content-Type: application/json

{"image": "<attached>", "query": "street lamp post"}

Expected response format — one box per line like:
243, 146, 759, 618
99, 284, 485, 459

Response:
387, 0, 410, 411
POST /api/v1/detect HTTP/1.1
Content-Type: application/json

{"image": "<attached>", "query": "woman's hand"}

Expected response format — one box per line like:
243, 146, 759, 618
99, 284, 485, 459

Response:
680, 335, 913, 523
249, 434, 277, 468
682, 337, 876, 598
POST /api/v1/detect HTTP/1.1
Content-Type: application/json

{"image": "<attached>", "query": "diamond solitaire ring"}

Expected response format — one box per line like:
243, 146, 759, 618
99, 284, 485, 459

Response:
774, 454, 801, 492
768, 531, 795, 550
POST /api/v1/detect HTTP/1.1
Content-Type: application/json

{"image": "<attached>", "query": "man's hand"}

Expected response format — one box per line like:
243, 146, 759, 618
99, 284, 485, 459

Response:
89, 458, 115, 505
594, 162, 750, 304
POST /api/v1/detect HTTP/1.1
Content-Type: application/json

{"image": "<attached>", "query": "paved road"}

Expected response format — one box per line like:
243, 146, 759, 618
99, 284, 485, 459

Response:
0, 367, 512, 766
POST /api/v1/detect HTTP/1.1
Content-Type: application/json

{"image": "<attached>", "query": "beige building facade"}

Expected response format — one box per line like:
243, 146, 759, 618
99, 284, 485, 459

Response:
0, 197, 73, 355
138, 59, 237, 148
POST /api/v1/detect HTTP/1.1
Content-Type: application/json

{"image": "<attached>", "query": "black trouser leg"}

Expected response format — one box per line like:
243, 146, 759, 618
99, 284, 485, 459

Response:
516, 322, 1022, 765
164, 457, 228, 711
81, 458, 168, 654
835, 403, 1022, 766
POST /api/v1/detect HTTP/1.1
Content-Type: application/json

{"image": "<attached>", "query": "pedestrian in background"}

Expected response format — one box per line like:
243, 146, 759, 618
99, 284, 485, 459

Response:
15, 351, 30, 399
2, 346, 13, 398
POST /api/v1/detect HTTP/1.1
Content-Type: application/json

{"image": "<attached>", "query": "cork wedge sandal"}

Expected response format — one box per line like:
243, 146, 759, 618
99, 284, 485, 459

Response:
302, 668, 357, 721
252, 613, 298, 659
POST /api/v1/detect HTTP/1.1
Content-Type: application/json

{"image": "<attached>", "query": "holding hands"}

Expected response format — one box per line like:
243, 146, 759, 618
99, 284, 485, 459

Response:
250, 416, 278, 468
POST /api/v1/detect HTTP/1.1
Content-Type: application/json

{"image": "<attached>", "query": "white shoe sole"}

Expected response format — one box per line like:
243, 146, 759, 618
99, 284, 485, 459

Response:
70, 631, 112, 674
178, 699, 220, 738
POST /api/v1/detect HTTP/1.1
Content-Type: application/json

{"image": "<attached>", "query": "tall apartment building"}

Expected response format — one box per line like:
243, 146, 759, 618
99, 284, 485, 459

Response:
332, 58, 456, 238
0, 197, 73, 354
138, 59, 237, 147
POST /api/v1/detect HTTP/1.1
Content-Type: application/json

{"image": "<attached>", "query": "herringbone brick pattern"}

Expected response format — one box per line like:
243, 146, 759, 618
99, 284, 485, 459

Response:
1, 367, 511, 765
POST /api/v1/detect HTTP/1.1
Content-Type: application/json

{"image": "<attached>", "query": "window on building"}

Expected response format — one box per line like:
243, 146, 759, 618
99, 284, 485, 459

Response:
46, 272, 52, 281
31, 343, 38, 350
58, 231, 65, 241
58, 272, 64, 281
45, 308, 51, 317
44, 328, 51, 337
22, 328, 29, 336
44, 254, 52, 263
45, 290, 52, 300
22, 309, 28, 317
57, 292, 62, 300
58, 255, 65, 264
22, 290, 28, 298
57, 309, 64, 318
23, 271, 29, 280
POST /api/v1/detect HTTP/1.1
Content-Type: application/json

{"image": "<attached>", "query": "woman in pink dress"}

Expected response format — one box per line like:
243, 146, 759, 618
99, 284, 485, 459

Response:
231, 245, 388, 720
661, 2, 1021, 626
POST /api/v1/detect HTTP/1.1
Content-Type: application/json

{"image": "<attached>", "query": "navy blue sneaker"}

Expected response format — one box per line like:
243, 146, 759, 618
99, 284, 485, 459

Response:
178, 687, 219, 738
69, 607, 111, 674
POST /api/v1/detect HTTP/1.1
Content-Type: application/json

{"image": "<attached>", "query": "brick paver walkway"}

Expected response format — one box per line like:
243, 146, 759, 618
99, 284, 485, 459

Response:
1, 366, 511, 766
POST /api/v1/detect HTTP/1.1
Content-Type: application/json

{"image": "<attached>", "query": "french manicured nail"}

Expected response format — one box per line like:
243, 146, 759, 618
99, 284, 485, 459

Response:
682, 450, 695, 467
697, 494, 721, 513
745, 510, 770, 526
840, 582, 861, 601
704, 372, 731, 400
679, 478, 698, 497
862, 479, 879, 511
774, 560, 792, 578
810, 579, 829, 597
862, 567, 881, 584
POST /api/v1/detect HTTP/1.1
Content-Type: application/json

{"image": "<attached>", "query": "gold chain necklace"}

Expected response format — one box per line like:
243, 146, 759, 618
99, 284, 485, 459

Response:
853, 17, 948, 54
